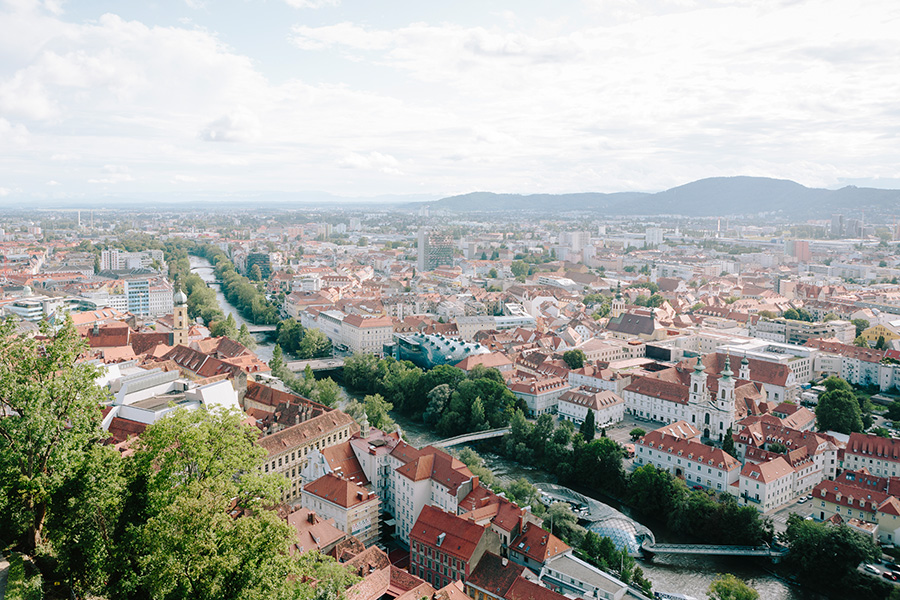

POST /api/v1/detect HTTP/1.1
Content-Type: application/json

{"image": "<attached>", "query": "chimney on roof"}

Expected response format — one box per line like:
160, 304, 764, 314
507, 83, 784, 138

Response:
307, 511, 316, 524
501, 557, 508, 566
93, 321, 100, 336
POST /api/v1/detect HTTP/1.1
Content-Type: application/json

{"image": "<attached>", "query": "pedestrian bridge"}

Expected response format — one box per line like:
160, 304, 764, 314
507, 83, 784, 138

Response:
641, 540, 788, 561
432, 427, 510, 448
286, 357, 346, 372
246, 324, 277, 333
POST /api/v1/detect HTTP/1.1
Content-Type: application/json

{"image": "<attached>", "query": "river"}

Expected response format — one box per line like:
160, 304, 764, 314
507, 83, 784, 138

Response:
389, 412, 818, 600
190, 255, 817, 600
190, 255, 275, 362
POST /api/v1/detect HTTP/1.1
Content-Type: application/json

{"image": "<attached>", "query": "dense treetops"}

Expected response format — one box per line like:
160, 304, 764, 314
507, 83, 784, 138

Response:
0, 317, 360, 599
342, 354, 524, 437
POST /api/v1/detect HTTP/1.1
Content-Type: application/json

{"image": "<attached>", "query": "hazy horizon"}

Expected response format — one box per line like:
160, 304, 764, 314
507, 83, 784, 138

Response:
2, 0, 900, 204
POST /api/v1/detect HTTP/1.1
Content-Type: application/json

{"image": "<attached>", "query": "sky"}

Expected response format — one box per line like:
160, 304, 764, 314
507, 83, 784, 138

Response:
1, 0, 899, 203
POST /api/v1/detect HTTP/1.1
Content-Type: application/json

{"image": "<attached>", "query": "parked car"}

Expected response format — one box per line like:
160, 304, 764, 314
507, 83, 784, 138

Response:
883, 571, 897, 581
865, 564, 880, 574
797, 497, 807, 504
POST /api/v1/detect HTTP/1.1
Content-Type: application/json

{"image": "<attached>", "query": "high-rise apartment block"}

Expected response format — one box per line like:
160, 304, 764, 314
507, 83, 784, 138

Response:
417, 229, 454, 272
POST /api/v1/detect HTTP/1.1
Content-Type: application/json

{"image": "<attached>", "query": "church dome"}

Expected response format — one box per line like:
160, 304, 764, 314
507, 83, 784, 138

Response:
174, 289, 188, 306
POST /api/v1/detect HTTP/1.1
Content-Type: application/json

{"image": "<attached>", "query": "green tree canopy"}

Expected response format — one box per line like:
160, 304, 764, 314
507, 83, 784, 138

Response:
0, 317, 109, 552
722, 426, 736, 457
852, 318, 870, 337
108, 407, 328, 600
707, 574, 759, 600
236, 323, 257, 349
363, 394, 396, 431
580, 409, 596, 441
782, 513, 880, 588
563, 349, 586, 369
816, 386, 864, 433
249, 263, 263, 281
816, 376, 864, 433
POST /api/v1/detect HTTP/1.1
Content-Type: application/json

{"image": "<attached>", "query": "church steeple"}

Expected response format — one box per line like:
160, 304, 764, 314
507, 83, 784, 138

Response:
739, 355, 750, 380
172, 284, 189, 347
718, 356, 736, 412
611, 282, 625, 318
689, 356, 708, 404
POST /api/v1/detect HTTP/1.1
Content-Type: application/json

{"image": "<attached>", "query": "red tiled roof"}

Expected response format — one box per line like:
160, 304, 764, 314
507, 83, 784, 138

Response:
740, 456, 793, 483
130, 331, 173, 355
286, 507, 346, 554
322, 441, 369, 485
410, 505, 487, 561
395, 447, 474, 493
509, 524, 568, 565
640, 429, 739, 471
506, 576, 567, 600
466, 552, 527, 598
303, 473, 377, 509
106, 416, 147, 442
624, 375, 688, 404
847, 432, 900, 463
257, 410, 358, 457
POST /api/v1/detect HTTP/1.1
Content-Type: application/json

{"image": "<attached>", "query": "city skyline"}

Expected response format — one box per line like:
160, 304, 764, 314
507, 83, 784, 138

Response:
2, 0, 900, 204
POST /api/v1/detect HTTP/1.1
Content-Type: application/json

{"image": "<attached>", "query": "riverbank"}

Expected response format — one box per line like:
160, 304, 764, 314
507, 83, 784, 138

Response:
386, 413, 810, 600
190, 256, 276, 362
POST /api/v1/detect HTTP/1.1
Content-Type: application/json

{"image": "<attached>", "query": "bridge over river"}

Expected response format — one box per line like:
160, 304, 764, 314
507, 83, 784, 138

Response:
431, 428, 510, 448
641, 541, 788, 562
286, 357, 346, 371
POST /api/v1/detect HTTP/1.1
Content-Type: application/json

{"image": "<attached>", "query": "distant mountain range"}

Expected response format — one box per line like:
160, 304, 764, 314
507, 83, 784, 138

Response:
425, 176, 900, 217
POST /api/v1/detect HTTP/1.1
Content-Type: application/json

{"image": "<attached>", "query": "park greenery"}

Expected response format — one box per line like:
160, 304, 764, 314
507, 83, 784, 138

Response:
782, 307, 813, 322
780, 513, 890, 598
563, 349, 586, 369
341, 354, 526, 437
0, 317, 357, 599
707, 574, 758, 600
276, 318, 333, 359
270, 347, 344, 408
815, 376, 871, 433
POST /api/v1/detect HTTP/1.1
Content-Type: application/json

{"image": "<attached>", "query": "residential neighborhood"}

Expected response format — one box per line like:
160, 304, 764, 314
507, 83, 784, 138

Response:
5, 207, 900, 599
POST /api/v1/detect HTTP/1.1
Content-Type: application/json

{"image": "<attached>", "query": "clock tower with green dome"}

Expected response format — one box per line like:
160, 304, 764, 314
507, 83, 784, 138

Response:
173, 286, 188, 346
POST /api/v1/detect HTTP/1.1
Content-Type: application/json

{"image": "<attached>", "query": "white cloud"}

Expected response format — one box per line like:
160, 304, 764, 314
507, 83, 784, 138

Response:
46, 179, 59, 185
338, 151, 402, 175
1, 1, 899, 197
199, 107, 262, 142
0, 187, 10, 196
88, 164, 134, 184
0, 118, 29, 144
284, 0, 340, 8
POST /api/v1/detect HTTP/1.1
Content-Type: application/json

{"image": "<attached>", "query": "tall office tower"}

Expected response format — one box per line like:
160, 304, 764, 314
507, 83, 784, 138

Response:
417, 229, 454, 272
831, 214, 844, 238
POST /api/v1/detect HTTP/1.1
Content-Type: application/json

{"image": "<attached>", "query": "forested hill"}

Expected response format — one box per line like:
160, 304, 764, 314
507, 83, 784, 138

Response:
425, 176, 900, 217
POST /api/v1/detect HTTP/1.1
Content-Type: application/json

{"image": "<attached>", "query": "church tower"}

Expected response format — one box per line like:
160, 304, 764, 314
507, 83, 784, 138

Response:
611, 282, 625, 318
689, 356, 708, 404
739, 356, 750, 380
717, 356, 736, 412
173, 286, 188, 347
